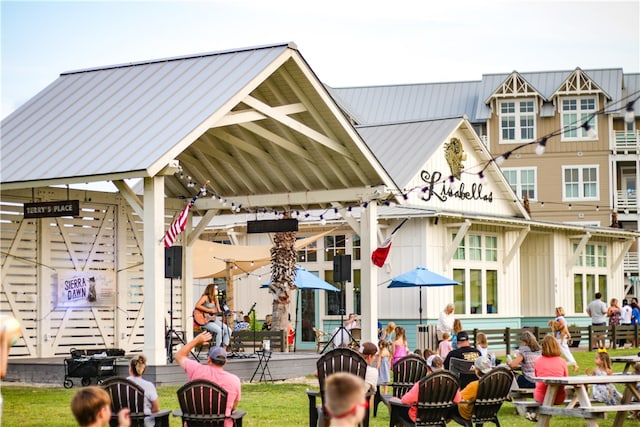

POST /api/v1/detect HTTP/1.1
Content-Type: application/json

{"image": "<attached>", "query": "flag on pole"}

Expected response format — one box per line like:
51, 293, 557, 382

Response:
164, 194, 198, 248
371, 218, 409, 267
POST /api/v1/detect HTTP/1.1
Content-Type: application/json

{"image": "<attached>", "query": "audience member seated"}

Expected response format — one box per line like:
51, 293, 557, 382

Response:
507, 331, 541, 389
71, 386, 131, 427
126, 354, 161, 424
448, 356, 493, 422
234, 315, 251, 331
533, 335, 567, 405
175, 332, 241, 427
443, 331, 480, 369
325, 372, 368, 427
261, 314, 272, 331
360, 342, 379, 393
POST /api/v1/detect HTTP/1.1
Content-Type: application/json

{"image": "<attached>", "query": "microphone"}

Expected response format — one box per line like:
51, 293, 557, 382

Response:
248, 302, 257, 314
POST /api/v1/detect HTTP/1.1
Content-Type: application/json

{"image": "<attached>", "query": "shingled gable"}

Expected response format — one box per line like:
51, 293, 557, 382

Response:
355, 117, 529, 219
1, 42, 398, 211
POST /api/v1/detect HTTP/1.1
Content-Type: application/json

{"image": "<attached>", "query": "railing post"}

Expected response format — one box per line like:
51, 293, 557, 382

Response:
504, 327, 511, 355
612, 325, 617, 349
588, 325, 593, 352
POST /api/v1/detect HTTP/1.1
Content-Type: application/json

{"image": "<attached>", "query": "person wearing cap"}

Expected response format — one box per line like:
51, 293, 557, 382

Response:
449, 356, 493, 421
443, 331, 480, 370
360, 342, 379, 393
175, 332, 241, 427
426, 354, 444, 373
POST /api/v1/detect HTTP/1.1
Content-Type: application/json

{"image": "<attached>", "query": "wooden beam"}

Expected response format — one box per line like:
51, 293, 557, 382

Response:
213, 103, 307, 127
566, 233, 591, 274
443, 220, 471, 265
503, 226, 530, 273
612, 239, 634, 272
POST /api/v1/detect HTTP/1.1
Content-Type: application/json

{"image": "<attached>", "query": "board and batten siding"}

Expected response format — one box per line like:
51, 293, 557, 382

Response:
0, 187, 186, 359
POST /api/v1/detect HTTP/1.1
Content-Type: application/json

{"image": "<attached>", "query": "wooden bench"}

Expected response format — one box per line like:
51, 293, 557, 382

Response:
538, 403, 640, 419
230, 330, 287, 352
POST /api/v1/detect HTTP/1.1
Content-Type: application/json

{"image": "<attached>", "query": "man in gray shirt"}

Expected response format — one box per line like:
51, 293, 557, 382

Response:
587, 292, 607, 348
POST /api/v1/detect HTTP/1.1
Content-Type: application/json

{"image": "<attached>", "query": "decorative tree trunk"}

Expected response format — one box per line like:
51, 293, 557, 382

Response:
269, 230, 296, 332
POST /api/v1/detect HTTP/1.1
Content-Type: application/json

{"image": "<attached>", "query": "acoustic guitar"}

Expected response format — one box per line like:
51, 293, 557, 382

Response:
193, 308, 222, 326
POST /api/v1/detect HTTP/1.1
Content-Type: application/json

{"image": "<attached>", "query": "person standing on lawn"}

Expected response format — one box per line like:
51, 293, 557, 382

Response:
175, 332, 241, 427
620, 299, 632, 347
587, 292, 608, 348
549, 306, 579, 372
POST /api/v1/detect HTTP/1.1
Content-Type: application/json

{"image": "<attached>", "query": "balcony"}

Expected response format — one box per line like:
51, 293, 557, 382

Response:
625, 251, 638, 275
614, 130, 640, 153
616, 190, 638, 213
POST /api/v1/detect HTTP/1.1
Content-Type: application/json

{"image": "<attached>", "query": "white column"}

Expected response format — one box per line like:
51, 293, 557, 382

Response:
143, 176, 166, 365
183, 215, 194, 341
360, 201, 378, 343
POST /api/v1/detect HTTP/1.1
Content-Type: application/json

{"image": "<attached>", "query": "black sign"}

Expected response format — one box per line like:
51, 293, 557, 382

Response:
247, 219, 298, 233
24, 200, 80, 218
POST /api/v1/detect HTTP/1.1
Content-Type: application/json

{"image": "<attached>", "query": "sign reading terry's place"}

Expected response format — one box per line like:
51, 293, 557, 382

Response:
24, 200, 79, 218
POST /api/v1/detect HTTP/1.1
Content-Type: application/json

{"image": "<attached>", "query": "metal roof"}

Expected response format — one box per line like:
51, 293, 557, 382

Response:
355, 117, 462, 189
1, 42, 399, 210
330, 68, 628, 125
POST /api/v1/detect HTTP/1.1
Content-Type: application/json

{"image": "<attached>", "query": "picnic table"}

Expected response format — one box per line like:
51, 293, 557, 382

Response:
534, 374, 640, 427
610, 354, 640, 374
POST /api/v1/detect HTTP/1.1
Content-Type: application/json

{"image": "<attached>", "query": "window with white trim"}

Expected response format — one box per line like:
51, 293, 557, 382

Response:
562, 165, 598, 201
503, 167, 537, 200
499, 99, 536, 143
452, 233, 499, 315
561, 97, 597, 140
572, 242, 608, 313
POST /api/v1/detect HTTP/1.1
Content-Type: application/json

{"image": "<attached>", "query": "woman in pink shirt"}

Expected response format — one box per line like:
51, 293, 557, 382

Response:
533, 335, 568, 405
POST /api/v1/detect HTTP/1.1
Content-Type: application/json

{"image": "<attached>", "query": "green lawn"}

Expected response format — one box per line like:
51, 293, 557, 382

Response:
3, 348, 640, 426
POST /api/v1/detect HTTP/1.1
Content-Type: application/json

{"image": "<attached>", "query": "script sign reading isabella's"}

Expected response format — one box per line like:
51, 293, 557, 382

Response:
24, 200, 80, 218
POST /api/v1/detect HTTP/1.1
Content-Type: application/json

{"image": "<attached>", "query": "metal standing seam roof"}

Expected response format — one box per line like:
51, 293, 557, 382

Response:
0, 42, 400, 208
330, 68, 627, 125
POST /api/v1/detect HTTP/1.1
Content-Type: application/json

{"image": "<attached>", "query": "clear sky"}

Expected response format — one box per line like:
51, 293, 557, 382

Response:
1, 0, 639, 119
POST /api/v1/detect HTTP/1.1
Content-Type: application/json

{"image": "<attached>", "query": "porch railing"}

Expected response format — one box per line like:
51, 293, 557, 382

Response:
616, 190, 638, 212
614, 130, 640, 152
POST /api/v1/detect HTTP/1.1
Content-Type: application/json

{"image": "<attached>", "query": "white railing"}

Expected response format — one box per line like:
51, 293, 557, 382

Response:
616, 190, 638, 212
614, 130, 640, 152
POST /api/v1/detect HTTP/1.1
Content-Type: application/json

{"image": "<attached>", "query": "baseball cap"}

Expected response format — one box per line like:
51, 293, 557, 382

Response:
360, 342, 378, 356
426, 354, 442, 370
208, 346, 227, 362
457, 331, 469, 342
474, 356, 492, 374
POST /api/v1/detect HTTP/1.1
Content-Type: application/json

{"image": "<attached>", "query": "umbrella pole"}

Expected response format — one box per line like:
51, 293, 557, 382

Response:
419, 287, 423, 325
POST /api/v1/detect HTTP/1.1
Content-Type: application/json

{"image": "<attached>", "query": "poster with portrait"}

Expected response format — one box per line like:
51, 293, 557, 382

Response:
56, 270, 116, 308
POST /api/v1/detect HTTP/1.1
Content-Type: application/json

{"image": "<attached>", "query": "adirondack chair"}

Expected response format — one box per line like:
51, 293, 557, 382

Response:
388, 370, 460, 427
448, 357, 477, 389
374, 354, 428, 417
175, 379, 247, 427
451, 366, 514, 427
307, 347, 372, 427
101, 377, 171, 427
313, 328, 331, 353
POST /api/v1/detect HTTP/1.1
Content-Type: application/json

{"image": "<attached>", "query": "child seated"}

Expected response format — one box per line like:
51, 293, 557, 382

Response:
325, 372, 368, 427
586, 350, 621, 405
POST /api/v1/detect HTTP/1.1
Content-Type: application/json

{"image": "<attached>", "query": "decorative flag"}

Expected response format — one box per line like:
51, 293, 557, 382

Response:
371, 218, 409, 267
164, 194, 198, 248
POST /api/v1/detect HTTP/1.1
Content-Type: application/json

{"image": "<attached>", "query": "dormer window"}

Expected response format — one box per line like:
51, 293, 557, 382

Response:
499, 99, 536, 143
561, 97, 597, 140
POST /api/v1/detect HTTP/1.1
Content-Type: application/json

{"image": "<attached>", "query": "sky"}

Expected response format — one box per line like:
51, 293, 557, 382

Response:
1, 0, 639, 120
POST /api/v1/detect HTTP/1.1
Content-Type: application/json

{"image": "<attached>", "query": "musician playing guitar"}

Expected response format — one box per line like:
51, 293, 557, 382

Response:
194, 284, 232, 349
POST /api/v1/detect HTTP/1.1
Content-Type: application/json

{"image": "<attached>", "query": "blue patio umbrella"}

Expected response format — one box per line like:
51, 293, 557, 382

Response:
261, 266, 339, 350
388, 266, 460, 324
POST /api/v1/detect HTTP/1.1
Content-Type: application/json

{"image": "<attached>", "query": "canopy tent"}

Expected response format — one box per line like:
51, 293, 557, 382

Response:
192, 230, 334, 279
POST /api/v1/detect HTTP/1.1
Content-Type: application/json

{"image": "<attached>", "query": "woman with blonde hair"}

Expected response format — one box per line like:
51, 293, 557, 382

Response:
548, 306, 578, 372
127, 354, 160, 426
381, 321, 396, 343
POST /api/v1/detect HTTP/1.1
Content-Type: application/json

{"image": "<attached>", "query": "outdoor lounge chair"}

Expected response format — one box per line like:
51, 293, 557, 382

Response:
451, 366, 514, 427
388, 370, 460, 427
175, 379, 246, 427
101, 377, 171, 427
307, 347, 372, 427
448, 357, 477, 389
313, 327, 331, 353
374, 354, 428, 417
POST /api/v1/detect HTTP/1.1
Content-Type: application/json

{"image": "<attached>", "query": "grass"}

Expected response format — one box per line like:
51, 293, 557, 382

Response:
3, 348, 640, 426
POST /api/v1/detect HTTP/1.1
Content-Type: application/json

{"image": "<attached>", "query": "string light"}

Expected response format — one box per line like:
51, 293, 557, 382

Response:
171, 91, 638, 221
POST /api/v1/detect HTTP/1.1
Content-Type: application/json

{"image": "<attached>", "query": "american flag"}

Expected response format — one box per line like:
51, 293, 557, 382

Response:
371, 218, 408, 267
164, 195, 198, 248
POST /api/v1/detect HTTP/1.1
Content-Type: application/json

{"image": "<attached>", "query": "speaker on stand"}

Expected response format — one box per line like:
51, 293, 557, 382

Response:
323, 255, 356, 352
164, 246, 195, 362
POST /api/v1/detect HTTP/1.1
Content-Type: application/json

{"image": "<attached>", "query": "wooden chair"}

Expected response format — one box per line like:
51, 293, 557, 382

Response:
350, 327, 362, 349
389, 370, 460, 427
101, 377, 171, 427
448, 357, 477, 389
313, 327, 331, 353
451, 366, 514, 427
175, 379, 246, 427
307, 347, 372, 427
374, 354, 428, 417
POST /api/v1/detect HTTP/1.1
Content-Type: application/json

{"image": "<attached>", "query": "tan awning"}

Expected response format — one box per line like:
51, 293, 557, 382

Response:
193, 229, 335, 279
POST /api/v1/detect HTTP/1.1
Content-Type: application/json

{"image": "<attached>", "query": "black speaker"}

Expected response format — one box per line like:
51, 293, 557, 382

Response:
247, 219, 298, 233
165, 246, 183, 279
333, 254, 351, 282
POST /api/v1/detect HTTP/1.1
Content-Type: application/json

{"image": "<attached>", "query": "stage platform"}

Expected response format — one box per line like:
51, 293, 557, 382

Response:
4, 351, 320, 387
